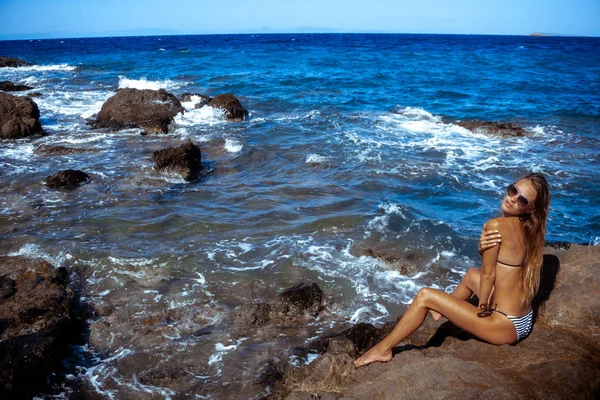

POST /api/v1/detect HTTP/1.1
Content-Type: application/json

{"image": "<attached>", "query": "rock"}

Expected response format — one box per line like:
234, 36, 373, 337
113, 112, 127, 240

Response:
179, 92, 212, 108
90, 88, 184, 134
34, 144, 99, 156
307, 323, 382, 358
0, 57, 32, 68
275, 282, 325, 318
361, 248, 421, 276
248, 302, 272, 325
0, 81, 34, 92
455, 120, 527, 137
535, 245, 600, 349
46, 169, 90, 189
152, 141, 202, 181
0, 92, 44, 139
0, 257, 77, 398
274, 246, 600, 399
255, 358, 285, 386
208, 93, 248, 122
28, 92, 43, 98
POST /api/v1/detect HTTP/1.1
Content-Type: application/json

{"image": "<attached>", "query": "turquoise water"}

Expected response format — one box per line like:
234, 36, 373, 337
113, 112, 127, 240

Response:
1, 33, 599, 398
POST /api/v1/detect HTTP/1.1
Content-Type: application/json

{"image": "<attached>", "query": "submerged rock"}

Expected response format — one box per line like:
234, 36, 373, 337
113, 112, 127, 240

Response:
0, 81, 34, 92
46, 169, 90, 188
208, 93, 248, 122
34, 144, 99, 156
0, 92, 44, 139
0, 57, 32, 68
0, 257, 78, 398
455, 120, 527, 137
90, 88, 184, 134
153, 141, 202, 181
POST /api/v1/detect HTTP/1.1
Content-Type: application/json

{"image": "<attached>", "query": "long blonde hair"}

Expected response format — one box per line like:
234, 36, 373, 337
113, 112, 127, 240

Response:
519, 173, 550, 306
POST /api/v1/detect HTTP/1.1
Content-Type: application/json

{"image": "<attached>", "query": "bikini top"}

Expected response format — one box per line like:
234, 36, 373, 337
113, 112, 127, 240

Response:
497, 259, 523, 268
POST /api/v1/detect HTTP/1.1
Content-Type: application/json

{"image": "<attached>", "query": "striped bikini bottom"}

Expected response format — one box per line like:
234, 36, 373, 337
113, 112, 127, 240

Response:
495, 309, 534, 341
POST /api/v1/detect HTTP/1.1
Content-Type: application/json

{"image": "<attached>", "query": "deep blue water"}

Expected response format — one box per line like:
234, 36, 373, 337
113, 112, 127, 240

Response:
1, 34, 599, 397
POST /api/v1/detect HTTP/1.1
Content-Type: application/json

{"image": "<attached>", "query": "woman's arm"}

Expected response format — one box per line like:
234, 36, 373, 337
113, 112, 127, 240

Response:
478, 219, 501, 308
478, 223, 502, 255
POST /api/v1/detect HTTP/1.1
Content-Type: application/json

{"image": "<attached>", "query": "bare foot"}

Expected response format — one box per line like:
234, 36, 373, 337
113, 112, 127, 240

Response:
353, 343, 392, 368
429, 309, 442, 321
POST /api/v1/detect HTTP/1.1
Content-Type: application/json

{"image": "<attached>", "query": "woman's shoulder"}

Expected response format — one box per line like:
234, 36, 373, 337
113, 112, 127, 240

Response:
485, 217, 510, 233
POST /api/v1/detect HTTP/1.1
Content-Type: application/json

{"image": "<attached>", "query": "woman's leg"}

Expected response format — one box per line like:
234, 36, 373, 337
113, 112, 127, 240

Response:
430, 268, 481, 320
354, 287, 515, 368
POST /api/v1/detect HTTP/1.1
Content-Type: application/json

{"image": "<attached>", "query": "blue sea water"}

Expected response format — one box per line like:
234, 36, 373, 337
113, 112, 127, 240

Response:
1, 34, 599, 397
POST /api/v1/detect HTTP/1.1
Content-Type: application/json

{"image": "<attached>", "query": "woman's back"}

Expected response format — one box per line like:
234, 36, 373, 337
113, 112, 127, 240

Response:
491, 217, 530, 317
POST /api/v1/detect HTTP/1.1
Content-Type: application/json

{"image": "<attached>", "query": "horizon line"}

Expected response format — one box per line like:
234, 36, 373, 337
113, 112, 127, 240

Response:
1, 30, 595, 42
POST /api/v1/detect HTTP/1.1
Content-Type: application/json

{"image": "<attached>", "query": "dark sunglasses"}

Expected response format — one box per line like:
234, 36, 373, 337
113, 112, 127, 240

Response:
506, 183, 529, 208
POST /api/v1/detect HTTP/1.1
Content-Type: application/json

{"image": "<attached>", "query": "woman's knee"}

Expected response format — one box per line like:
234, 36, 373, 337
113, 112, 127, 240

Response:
414, 287, 436, 305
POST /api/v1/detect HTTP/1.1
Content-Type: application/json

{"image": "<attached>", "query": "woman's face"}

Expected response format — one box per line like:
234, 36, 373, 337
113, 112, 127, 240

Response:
501, 179, 538, 216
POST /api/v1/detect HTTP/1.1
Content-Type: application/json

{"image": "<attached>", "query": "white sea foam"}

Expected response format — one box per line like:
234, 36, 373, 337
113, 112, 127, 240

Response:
7, 243, 73, 267
4, 64, 76, 72
173, 106, 227, 127
35, 90, 112, 120
118, 76, 177, 91
224, 138, 243, 153
305, 154, 330, 164
108, 256, 157, 267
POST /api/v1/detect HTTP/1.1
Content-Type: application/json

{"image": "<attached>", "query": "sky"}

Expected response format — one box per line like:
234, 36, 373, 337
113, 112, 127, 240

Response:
0, 0, 599, 40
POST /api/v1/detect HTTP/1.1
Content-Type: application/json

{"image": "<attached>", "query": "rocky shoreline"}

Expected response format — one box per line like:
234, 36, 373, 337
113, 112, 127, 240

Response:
272, 244, 600, 400
1, 245, 598, 399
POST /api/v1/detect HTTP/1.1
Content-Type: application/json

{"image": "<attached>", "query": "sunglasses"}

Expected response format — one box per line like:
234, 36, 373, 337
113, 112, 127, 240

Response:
506, 183, 529, 208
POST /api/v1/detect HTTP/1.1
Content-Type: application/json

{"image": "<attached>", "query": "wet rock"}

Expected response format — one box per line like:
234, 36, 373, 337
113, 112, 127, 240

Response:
90, 88, 184, 134
0, 80, 34, 92
34, 144, 100, 156
256, 358, 285, 386
0, 92, 44, 139
274, 245, 600, 400
0, 275, 16, 301
0, 57, 32, 68
275, 282, 325, 318
0, 257, 78, 398
307, 323, 382, 358
208, 93, 248, 121
455, 120, 527, 137
180, 92, 212, 108
362, 248, 421, 276
248, 302, 272, 325
153, 141, 202, 181
28, 92, 43, 98
46, 169, 90, 189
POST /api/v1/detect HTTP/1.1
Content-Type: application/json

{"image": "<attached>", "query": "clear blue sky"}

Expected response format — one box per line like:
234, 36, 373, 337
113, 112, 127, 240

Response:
1, 0, 599, 39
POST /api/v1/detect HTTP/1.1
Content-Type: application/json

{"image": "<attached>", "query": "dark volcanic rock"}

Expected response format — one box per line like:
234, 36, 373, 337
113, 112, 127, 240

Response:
0, 92, 44, 139
208, 93, 248, 122
0, 57, 32, 68
0, 81, 34, 92
153, 141, 202, 181
46, 169, 90, 189
91, 88, 184, 134
274, 245, 600, 400
0, 257, 77, 398
455, 120, 527, 137
275, 282, 325, 318
34, 144, 100, 156
179, 92, 212, 109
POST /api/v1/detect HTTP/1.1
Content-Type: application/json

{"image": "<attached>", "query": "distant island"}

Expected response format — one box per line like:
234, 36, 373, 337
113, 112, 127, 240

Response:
529, 32, 546, 36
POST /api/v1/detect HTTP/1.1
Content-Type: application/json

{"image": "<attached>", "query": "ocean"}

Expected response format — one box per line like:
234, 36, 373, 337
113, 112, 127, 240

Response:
1, 33, 599, 398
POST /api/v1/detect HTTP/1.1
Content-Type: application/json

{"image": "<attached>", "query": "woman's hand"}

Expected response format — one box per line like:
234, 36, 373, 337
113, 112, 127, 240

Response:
478, 223, 501, 254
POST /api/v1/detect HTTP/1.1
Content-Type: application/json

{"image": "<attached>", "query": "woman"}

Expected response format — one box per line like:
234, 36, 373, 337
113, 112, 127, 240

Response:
354, 173, 550, 368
